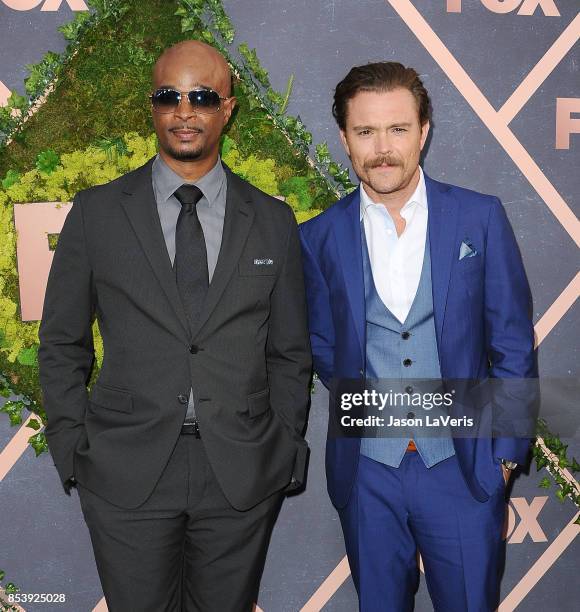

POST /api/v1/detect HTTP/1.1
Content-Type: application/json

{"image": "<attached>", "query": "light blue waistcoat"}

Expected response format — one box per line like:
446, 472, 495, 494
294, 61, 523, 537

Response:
360, 222, 455, 468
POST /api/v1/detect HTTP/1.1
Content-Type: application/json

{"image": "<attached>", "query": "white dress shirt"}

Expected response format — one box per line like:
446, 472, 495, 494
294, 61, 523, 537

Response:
360, 167, 428, 324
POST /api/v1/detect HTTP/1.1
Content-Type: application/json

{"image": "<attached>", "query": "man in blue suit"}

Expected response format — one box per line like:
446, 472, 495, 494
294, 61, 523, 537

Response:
299, 62, 537, 611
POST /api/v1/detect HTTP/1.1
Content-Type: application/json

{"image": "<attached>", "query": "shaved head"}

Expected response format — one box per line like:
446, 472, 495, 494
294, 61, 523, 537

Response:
153, 40, 232, 96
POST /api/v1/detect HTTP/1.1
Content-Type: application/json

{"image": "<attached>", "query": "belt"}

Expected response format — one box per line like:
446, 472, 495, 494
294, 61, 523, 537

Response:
180, 420, 201, 438
407, 439, 417, 451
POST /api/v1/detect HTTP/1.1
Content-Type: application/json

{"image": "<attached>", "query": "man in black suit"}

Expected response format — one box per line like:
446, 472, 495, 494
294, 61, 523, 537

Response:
38, 40, 311, 611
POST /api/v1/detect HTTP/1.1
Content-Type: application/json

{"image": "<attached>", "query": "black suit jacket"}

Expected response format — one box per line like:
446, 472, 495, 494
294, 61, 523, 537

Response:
38, 158, 312, 511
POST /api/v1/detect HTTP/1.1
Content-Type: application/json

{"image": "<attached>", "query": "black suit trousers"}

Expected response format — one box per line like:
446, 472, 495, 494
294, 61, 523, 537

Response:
77, 434, 283, 612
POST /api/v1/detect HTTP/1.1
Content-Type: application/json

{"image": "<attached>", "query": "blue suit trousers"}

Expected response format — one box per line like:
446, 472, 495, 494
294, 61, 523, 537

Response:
337, 451, 507, 611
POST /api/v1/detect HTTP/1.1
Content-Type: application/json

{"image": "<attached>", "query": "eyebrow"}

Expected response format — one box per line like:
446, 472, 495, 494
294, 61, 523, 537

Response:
351, 122, 414, 130
156, 83, 215, 91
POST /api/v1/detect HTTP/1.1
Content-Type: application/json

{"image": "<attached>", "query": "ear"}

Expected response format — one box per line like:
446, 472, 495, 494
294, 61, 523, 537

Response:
420, 120, 430, 151
223, 96, 237, 125
339, 129, 351, 157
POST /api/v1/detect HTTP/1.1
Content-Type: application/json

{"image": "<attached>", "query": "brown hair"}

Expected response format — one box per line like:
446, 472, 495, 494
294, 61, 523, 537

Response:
332, 62, 431, 130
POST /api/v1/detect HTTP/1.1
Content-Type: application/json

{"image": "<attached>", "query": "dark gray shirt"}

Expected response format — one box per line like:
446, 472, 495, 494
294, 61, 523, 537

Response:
151, 154, 227, 422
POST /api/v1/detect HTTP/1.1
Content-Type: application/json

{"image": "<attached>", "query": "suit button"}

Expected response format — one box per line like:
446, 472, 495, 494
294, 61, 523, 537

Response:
189, 345, 198, 354
403, 358, 412, 367
405, 385, 414, 394
401, 331, 410, 340
178, 394, 188, 404
407, 412, 415, 419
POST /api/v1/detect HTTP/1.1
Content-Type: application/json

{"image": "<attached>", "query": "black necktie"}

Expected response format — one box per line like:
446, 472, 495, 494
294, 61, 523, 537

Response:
173, 185, 208, 327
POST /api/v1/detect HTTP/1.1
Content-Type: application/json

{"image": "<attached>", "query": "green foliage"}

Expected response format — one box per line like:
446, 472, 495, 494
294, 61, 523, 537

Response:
35, 150, 60, 175
0, 400, 25, 426
204, 0, 235, 43
28, 432, 48, 457
7, 92, 27, 114
16, 347, 38, 367
238, 43, 270, 88
24, 52, 61, 100
86, 0, 130, 20
0, 0, 191, 176
315, 142, 355, 193
58, 11, 92, 42
26, 417, 41, 431
96, 136, 130, 162
1, 171, 20, 190
533, 419, 580, 508
0, 569, 19, 612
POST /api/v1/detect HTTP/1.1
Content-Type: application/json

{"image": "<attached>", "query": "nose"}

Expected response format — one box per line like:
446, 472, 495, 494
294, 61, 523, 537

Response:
174, 94, 197, 120
374, 131, 391, 155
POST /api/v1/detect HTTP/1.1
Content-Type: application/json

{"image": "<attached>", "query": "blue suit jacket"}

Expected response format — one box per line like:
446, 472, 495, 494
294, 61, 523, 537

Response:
299, 173, 537, 508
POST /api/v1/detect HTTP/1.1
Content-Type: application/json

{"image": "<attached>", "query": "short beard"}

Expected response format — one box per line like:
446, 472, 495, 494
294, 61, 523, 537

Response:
167, 145, 203, 161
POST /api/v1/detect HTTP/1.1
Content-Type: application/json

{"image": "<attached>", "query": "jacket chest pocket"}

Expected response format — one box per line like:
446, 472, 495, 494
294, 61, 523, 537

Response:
238, 259, 278, 277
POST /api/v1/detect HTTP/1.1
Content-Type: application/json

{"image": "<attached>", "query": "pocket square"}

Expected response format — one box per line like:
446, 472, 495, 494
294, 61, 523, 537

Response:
459, 239, 477, 260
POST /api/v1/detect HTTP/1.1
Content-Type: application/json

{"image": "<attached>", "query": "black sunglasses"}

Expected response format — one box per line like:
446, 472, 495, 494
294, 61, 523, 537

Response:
149, 87, 230, 115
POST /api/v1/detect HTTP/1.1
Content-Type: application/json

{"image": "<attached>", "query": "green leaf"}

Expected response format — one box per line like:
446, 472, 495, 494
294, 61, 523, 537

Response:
26, 418, 41, 431
181, 16, 198, 33
315, 142, 331, 166
28, 432, 48, 457
247, 96, 262, 111
0, 570, 4, 581
220, 135, 236, 157
16, 346, 38, 367
96, 136, 129, 162
538, 477, 551, 489
266, 89, 284, 110
207, 0, 235, 43
238, 43, 270, 88
36, 149, 61, 175
7, 90, 28, 113
1, 169, 20, 189
4, 582, 18, 595
24, 51, 61, 98
58, 11, 91, 42
571, 458, 580, 472
0, 401, 25, 426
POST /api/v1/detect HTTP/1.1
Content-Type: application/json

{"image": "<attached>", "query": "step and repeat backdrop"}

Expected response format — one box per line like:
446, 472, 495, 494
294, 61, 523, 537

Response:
1, 1, 578, 610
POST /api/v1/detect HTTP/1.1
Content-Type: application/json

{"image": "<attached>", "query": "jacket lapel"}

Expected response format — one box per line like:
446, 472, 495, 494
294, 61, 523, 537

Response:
426, 173, 458, 351
191, 166, 255, 339
332, 189, 365, 360
119, 158, 190, 338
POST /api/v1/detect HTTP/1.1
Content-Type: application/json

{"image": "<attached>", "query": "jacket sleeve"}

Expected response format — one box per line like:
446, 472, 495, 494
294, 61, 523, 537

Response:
265, 207, 312, 487
38, 192, 96, 493
298, 226, 335, 388
484, 197, 538, 466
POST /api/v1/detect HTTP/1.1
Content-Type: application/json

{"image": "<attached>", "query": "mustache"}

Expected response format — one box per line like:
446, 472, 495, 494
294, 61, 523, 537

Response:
364, 155, 401, 170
